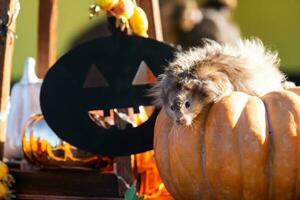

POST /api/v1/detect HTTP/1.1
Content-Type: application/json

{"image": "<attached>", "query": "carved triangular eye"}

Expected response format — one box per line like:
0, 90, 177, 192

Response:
83, 64, 109, 88
132, 61, 157, 85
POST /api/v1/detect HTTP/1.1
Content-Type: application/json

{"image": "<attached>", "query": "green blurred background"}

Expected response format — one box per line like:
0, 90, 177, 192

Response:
12, 0, 300, 82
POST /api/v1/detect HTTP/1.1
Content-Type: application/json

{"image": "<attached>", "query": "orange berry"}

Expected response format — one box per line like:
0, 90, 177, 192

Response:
0, 183, 8, 199
112, 0, 134, 19
0, 162, 8, 181
129, 7, 149, 37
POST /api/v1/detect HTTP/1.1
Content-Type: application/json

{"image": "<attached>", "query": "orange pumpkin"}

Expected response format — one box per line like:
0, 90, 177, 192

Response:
154, 87, 300, 200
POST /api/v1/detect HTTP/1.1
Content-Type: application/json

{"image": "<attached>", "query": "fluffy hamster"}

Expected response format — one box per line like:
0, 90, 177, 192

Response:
151, 39, 290, 126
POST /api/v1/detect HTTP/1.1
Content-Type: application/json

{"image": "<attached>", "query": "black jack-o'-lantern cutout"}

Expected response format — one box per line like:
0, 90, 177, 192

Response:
40, 34, 177, 156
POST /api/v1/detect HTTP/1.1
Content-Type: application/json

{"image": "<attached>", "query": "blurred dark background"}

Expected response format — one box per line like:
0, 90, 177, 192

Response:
12, 0, 300, 83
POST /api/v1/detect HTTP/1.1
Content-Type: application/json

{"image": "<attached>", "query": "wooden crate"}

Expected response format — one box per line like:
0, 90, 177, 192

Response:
11, 168, 124, 200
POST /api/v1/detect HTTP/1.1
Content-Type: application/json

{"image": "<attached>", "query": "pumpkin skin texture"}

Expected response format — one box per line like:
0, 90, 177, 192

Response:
154, 88, 300, 200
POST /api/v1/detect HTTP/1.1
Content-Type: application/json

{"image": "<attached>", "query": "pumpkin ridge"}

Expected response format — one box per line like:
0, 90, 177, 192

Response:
235, 95, 269, 199
229, 93, 250, 199
288, 91, 300, 200
172, 126, 202, 199
263, 91, 300, 199
234, 98, 248, 199
205, 92, 249, 199
261, 95, 273, 200
279, 91, 300, 199
154, 111, 183, 199
168, 126, 187, 199
200, 105, 216, 200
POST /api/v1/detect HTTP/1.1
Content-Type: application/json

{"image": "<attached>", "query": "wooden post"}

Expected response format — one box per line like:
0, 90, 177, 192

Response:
139, 0, 163, 40
37, 0, 57, 78
0, 0, 19, 159
114, 0, 163, 193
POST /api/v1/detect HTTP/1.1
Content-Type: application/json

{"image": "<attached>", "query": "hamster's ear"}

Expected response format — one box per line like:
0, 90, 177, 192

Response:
202, 72, 234, 102
148, 74, 173, 106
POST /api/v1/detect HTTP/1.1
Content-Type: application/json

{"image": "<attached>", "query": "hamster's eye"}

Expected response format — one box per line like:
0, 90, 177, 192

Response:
185, 101, 191, 108
170, 105, 174, 111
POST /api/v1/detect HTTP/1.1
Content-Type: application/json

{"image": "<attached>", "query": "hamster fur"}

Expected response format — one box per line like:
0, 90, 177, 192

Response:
150, 39, 290, 126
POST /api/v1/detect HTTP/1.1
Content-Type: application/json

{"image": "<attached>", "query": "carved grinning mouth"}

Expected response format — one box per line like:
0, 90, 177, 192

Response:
88, 106, 155, 129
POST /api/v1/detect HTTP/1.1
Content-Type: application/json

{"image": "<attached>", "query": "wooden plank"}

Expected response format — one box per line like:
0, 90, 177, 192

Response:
0, 0, 19, 159
115, 156, 133, 196
109, 0, 163, 189
15, 194, 123, 200
37, 0, 58, 78
139, 0, 163, 40
15, 194, 173, 200
11, 169, 123, 197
